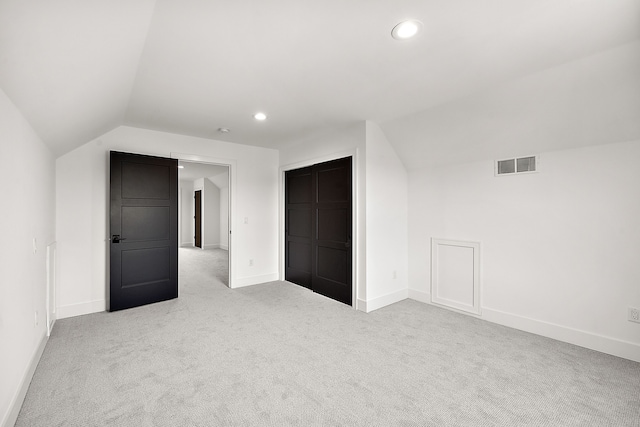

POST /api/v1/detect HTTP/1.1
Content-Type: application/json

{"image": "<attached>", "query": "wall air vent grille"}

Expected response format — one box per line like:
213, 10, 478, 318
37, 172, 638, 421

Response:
496, 155, 538, 176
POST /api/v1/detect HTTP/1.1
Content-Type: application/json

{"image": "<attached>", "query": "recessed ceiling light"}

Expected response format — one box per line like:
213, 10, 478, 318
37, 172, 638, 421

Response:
391, 20, 423, 40
253, 112, 267, 121
218, 127, 231, 133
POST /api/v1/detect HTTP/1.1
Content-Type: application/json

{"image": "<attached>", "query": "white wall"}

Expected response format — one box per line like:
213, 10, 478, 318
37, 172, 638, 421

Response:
208, 171, 229, 250
203, 178, 220, 249
0, 88, 55, 427
364, 121, 409, 311
409, 140, 640, 361
55, 125, 279, 318
395, 41, 640, 361
179, 179, 194, 246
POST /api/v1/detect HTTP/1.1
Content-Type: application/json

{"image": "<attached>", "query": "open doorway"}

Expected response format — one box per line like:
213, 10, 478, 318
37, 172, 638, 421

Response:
178, 161, 230, 287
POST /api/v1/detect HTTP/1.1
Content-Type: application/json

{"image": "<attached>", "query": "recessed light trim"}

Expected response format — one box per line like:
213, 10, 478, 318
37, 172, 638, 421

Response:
391, 20, 423, 40
253, 112, 267, 121
218, 127, 230, 133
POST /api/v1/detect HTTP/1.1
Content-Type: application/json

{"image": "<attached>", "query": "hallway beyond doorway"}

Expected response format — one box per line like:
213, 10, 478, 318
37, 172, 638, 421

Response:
179, 247, 229, 288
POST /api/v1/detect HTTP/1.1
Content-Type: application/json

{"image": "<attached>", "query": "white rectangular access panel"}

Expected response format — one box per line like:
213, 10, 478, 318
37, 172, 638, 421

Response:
431, 238, 481, 315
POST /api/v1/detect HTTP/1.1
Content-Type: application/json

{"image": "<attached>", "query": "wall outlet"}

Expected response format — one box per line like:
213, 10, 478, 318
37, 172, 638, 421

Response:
35, 311, 39, 326
392, 270, 397, 280
629, 307, 640, 323
249, 259, 254, 267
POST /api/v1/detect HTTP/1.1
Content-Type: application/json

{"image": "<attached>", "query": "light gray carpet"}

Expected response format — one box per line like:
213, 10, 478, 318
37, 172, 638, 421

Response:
16, 248, 640, 426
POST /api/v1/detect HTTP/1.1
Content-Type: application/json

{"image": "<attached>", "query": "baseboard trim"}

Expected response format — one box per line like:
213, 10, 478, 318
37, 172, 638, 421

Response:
219, 245, 229, 251
203, 244, 221, 250
2, 333, 48, 427
57, 299, 105, 319
363, 289, 408, 313
405, 294, 640, 362
231, 273, 279, 289
481, 307, 640, 363
408, 289, 430, 304
180, 243, 194, 247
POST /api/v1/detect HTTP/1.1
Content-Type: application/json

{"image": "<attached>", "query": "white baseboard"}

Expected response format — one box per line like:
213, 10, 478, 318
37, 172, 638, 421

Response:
231, 273, 279, 289
2, 333, 48, 427
203, 244, 220, 250
180, 243, 194, 247
57, 299, 105, 319
408, 289, 430, 304
362, 289, 409, 313
481, 307, 640, 363
405, 292, 640, 363
219, 244, 229, 251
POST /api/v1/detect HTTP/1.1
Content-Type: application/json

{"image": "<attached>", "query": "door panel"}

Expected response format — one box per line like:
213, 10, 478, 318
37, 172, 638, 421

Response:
285, 157, 352, 305
288, 208, 312, 237
286, 240, 312, 287
122, 206, 171, 241
288, 173, 313, 203
285, 167, 313, 289
312, 158, 352, 305
109, 151, 178, 312
121, 247, 171, 288
317, 208, 348, 242
316, 246, 348, 283
317, 167, 349, 202
121, 162, 171, 199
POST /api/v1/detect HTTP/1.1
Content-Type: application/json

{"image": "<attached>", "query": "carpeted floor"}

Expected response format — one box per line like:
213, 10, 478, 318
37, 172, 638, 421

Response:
15, 248, 640, 426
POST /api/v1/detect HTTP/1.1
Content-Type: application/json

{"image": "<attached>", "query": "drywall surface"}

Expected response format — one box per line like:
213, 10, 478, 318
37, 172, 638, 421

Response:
0, 88, 55, 427
207, 170, 230, 249
364, 121, 409, 311
179, 179, 194, 246
409, 140, 640, 360
203, 178, 220, 248
55, 126, 279, 318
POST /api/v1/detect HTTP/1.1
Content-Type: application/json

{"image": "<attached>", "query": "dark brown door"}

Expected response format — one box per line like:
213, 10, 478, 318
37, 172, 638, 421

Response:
285, 166, 313, 289
194, 190, 202, 248
109, 151, 178, 311
285, 157, 352, 305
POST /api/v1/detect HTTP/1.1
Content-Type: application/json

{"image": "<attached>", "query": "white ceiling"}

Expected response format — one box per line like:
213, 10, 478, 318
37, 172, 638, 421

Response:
1, 0, 638, 163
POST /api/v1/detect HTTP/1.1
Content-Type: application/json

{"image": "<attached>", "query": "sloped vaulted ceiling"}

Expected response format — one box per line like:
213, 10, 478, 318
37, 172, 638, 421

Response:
0, 0, 157, 156
1, 0, 639, 162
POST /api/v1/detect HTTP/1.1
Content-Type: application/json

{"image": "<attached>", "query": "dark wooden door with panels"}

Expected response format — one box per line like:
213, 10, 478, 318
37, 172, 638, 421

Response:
285, 157, 352, 305
109, 151, 178, 311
